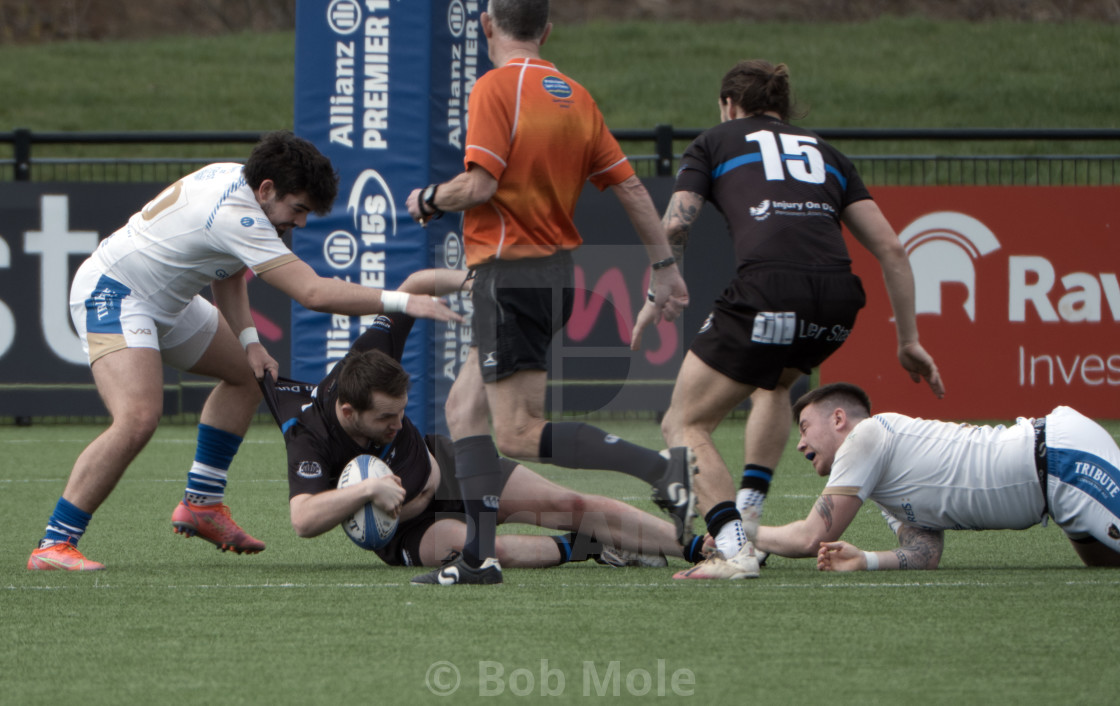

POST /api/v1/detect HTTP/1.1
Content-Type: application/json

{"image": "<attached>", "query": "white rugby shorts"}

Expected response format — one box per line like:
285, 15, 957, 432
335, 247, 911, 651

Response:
1044, 405, 1120, 550
69, 258, 219, 370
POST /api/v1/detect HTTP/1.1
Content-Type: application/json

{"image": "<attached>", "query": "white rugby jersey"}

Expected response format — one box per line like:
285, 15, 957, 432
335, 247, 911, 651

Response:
823, 413, 1044, 531
90, 164, 298, 312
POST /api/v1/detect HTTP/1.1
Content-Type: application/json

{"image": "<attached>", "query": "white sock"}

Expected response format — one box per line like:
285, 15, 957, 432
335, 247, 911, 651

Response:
736, 488, 765, 518
715, 520, 746, 560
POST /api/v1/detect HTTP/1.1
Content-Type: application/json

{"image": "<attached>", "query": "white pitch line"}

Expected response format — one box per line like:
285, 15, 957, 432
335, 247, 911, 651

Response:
8, 577, 1118, 592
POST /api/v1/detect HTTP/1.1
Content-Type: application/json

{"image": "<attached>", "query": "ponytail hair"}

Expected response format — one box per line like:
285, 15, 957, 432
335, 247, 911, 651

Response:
719, 59, 804, 121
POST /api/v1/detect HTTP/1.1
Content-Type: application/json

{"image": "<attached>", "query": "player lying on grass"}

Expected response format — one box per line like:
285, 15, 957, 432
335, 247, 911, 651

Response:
751, 382, 1120, 571
261, 269, 683, 570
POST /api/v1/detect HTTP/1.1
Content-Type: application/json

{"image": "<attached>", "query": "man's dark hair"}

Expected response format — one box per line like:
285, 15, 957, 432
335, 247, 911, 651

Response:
719, 59, 805, 122
792, 382, 872, 423
242, 130, 339, 216
488, 0, 549, 41
337, 349, 411, 412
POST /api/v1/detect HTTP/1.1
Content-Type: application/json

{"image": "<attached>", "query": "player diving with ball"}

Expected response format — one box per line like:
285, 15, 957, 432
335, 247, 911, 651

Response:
262, 269, 684, 573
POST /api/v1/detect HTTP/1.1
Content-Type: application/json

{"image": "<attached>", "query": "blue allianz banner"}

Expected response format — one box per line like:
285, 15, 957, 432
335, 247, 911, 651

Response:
293, 0, 488, 435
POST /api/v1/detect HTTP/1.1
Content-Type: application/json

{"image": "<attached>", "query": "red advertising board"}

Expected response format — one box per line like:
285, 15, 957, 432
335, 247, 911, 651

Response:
821, 187, 1120, 420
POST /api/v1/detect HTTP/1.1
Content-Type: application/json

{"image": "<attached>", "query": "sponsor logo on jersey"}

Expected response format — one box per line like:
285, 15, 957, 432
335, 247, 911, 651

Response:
240, 217, 255, 227
542, 76, 572, 99
297, 461, 323, 479
749, 200, 771, 221
698, 312, 714, 334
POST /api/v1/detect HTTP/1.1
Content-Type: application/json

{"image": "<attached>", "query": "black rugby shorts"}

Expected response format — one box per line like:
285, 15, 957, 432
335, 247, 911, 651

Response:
689, 266, 866, 390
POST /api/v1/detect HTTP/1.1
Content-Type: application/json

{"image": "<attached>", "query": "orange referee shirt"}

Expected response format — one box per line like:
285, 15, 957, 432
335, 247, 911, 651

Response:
462, 58, 635, 267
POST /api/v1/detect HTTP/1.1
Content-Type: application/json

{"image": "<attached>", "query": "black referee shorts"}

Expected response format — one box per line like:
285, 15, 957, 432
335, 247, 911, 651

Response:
470, 251, 575, 383
689, 266, 866, 390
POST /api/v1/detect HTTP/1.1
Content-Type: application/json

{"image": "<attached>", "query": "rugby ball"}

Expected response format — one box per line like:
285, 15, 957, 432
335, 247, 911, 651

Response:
337, 454, 399, 551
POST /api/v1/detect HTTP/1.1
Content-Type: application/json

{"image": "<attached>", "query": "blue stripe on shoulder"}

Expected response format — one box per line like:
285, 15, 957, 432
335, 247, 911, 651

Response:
710, 154, 848, 190
711, 153, 762, 179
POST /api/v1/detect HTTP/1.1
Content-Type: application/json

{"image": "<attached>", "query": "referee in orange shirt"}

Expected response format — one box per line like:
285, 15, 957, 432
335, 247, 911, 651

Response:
407, 0, 691, 585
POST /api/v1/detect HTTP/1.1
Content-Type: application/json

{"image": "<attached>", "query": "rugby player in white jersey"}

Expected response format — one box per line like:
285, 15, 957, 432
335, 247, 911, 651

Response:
753, 382, 1120, 570
28, 131, 459, 571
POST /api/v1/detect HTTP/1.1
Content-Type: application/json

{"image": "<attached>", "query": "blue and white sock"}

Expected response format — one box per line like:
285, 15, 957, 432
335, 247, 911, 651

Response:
184, 424, 242, 506
41, 497, 92, 548
736, 464, 773, 518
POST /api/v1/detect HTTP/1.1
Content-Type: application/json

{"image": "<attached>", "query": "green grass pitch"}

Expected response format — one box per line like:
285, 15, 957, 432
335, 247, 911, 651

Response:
4, 419, 1119, 705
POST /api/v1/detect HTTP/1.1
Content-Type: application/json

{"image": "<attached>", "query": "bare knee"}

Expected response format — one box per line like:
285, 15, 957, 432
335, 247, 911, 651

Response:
111, 406, 161, 451
445, 385, 486, 438
549, 490, 587, 522
493, 423, 542, 460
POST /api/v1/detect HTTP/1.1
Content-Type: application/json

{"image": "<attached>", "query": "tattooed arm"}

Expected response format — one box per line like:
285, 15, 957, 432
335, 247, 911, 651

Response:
755, 493, 864, 558
817, 525, 945, 571
661, 190, 702, 265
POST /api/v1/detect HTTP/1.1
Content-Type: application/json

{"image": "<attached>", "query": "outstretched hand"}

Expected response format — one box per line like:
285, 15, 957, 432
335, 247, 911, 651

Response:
404, 294, 463, 323
898, 341, 945, 398
816, 540, 866, 572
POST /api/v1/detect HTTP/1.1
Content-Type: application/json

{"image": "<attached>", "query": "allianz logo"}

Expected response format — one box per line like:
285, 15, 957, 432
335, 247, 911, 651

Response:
900, 211, 1119, 324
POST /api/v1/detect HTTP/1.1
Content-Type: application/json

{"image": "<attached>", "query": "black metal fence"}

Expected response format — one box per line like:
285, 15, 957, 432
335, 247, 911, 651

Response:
3, 127, 1120, 185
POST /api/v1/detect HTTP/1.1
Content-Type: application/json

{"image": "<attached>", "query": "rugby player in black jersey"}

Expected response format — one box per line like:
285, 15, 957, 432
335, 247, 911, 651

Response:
631, 60, 944, 579
263, 269, 682, 573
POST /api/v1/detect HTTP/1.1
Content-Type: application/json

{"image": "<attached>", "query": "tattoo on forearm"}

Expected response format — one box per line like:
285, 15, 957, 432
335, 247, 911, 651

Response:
896, 526, 943, 570
814, 496, 835, 531
669, 235, 687, 266
662, 196, 697, 260
894, 549, 909, 570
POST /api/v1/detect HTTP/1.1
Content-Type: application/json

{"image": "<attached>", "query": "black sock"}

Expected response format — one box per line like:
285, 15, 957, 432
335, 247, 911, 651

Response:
740, 464, 774, 493
538, 421, 666, 485
704, 501, 742, 539
683, 535, 706, 564
454, 435, 504, 568
554, 532, 605, 563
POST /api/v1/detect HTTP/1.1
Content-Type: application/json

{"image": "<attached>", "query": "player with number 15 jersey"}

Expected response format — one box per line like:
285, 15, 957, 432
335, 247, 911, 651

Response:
646, 60, 942, 580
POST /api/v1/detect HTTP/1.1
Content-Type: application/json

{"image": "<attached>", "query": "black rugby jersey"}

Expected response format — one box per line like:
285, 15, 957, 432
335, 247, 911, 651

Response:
674, 114, 872, 270
261, 314, 433, 502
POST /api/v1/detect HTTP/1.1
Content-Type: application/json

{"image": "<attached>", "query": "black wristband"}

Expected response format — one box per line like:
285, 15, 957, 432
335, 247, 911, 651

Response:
647, 288, 656, 303
421, 184, 444, 220
650, 256, 676, 270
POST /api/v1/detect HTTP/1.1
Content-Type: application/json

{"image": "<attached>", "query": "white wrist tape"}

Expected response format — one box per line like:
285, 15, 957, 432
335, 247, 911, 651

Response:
863, 551, 879, 571
238, 327, 260, 349
381, 291, 410, 314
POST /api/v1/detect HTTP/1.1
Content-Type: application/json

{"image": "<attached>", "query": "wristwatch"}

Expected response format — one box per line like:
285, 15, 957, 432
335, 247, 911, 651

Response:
420, 184, 444, 220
